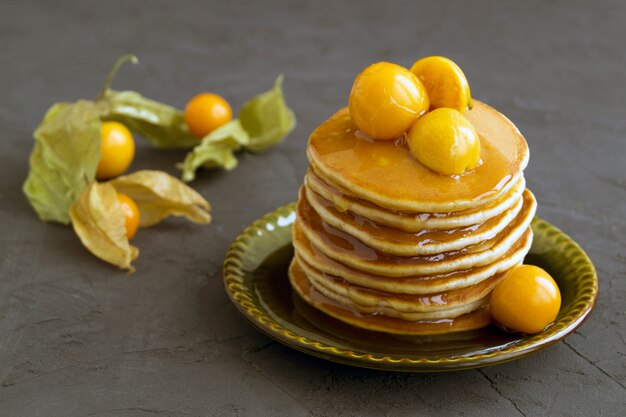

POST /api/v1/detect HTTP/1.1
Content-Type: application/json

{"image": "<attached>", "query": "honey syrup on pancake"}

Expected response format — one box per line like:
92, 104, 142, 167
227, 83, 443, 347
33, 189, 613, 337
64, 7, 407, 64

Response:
296, 192, 536, 267
305, 168, 527, 233
304, 185, 523, 250
307, 101, 527, 212
293, 224, 531, 291
290, 260, 494, 334
298, 255, 506, 310
250, 241, 518, 341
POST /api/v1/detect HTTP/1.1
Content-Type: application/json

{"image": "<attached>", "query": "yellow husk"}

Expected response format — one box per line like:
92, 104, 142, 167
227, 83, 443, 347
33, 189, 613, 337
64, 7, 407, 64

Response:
111, 170, 211, 227
69, 182, 139, 271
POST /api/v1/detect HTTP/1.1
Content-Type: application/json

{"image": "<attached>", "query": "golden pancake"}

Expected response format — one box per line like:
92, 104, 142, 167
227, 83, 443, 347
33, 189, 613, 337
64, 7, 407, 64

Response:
290, 94, 535, 335
307, 274, 487, 321
292, 225, 533, 294
296, 189, 536, 277
289, 259, 493, 335
307, 101, 529, 213
305, 169, 526, 232
304, 185, 524, 256
297, 256, 508, 318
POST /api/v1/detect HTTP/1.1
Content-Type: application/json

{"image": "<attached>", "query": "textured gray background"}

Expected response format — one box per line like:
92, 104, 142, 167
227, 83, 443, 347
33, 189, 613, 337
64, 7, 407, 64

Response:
1, 0, 625, 416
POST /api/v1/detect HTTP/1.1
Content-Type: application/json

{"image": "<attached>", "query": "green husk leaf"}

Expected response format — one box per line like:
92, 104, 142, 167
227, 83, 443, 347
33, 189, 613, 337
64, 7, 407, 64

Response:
177, 119, 250, 182
110, 170, 211, 227
69, 181, 139, 271
177, 75, 295, 181
103, 89, 199, 149
97, 54, 198, 149
240, 75, 296, 152
23, 100, 103, 224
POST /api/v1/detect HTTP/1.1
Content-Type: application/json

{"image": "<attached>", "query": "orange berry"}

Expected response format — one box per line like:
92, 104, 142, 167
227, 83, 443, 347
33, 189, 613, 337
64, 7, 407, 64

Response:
117, 193, 140, 240
96, 121, 135, 180
349, 62, 429, 140
490, 265, 561, 334
184, 93, 232, 138
407, 108, 481, 175
410, 56, 472, 113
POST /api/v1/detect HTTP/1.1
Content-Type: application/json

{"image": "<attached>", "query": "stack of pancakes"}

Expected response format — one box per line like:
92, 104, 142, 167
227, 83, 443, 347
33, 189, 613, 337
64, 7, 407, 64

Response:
289, 100, 536, 335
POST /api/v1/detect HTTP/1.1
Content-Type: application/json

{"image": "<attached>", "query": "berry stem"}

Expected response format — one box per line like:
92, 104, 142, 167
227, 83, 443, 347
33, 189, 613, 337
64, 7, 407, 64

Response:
97, 54, 138, 100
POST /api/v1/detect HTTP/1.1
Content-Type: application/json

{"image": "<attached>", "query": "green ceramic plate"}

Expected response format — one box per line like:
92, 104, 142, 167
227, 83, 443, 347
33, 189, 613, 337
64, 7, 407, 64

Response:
223, 203, 598, 372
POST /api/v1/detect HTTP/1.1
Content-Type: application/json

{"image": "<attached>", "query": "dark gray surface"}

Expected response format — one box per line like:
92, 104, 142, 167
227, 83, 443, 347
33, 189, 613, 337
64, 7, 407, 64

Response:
1, 0, 625, 416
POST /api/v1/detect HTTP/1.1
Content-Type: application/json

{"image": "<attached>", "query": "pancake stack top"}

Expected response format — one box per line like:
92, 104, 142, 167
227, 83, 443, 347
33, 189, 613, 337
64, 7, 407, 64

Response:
289, 100, 536, 335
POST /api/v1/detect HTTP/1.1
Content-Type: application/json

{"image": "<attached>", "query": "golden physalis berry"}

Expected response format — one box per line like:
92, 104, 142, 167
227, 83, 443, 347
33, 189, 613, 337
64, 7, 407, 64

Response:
349, 62, 429, 140
490, 265, 562, 334
407, 108, 480, 175
117, 192, 140, 240
96, 121, 135, 180
184, 93, 233, 138
410, 56, 472, 113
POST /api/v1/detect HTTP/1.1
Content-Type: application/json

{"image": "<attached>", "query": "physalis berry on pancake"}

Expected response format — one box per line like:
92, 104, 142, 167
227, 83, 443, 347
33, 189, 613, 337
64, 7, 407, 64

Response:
490, 265, 562, 334
407, 108, 481, 176
410, 56, 472, 113
349, 62, 429, 140
347, 57, 482, 176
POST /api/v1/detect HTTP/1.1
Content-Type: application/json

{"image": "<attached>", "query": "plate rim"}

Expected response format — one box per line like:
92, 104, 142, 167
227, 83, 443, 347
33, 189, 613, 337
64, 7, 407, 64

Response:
223, 202, 598, 372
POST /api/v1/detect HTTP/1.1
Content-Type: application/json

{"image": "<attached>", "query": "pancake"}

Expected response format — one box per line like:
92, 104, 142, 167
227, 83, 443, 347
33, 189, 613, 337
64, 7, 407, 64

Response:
304, 185, 524, 256
305, 169, 526, 232
296, 189, 536, 277
306, 273, 488, 321
297, 255, 508, 318
289, 259, 493, 335
290, 96, 535, 335
307, 101, 529, 213
292, 225, 533, 294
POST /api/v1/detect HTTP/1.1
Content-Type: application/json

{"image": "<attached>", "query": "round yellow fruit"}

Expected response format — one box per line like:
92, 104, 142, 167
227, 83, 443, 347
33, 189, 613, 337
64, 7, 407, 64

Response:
96, 121, 135, 180
349, 62, 429, 140
117, 193, 140, 240
490, 265, 562, 334
184, 93, 233, 138
410, 56, 472, 113
407, 108, 480, 175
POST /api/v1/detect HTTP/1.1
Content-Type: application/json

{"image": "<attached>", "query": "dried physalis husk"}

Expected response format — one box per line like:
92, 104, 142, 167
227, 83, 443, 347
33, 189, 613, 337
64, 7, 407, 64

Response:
110, 170, 211, 227
70, 170, 211, 271
23, 100, 104, 224
69, 181, 139, 271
